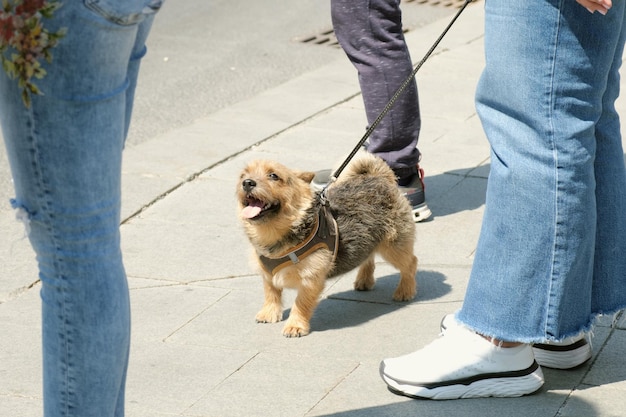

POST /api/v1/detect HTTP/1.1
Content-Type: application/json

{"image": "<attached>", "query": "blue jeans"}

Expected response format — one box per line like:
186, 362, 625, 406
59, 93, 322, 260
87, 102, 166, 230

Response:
458, 0, 626, 343
331, 0, 421, 176
0, 1, 160, 416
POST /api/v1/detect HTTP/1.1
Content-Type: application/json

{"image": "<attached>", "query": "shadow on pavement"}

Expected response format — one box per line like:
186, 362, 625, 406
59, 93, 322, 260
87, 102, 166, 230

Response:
301, 270, 451, 332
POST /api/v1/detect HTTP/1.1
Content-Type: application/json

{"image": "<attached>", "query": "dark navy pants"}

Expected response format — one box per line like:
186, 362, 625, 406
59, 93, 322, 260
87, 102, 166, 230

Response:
331, 0, 421, 176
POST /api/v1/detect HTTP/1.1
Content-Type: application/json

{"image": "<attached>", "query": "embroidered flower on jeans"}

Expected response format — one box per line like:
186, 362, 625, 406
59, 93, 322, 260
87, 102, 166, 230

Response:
0, 0, 66, 107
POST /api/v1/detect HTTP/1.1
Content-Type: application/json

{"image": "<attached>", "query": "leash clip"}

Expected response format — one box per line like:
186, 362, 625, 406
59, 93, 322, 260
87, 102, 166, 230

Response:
319, 175, 336, 207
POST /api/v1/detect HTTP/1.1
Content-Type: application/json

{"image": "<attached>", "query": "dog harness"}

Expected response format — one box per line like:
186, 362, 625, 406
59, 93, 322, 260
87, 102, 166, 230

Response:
258, 206, 339, 276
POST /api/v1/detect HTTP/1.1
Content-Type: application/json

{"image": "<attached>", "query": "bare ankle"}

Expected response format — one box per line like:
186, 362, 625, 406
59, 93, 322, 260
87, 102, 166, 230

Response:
479, 334, 523, 348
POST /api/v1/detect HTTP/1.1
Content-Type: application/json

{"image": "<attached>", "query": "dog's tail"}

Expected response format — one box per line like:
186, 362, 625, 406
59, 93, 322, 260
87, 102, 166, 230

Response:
336, 152, 397, 184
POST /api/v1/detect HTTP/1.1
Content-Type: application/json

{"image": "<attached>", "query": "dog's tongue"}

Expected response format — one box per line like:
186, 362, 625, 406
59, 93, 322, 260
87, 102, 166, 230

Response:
242, 201, 264, 219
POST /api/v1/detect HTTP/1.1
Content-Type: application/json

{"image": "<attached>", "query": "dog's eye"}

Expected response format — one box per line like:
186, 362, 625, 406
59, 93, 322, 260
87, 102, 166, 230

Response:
268, 173, 280, 181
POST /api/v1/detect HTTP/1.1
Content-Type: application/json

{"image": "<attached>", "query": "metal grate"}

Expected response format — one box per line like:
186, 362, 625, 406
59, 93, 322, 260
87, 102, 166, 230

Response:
297, 29, 341, 48
296, 0, 479, 47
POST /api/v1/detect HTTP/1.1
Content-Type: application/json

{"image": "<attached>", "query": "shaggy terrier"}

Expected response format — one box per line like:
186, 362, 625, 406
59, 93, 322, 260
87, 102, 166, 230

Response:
237, 153, 418, 337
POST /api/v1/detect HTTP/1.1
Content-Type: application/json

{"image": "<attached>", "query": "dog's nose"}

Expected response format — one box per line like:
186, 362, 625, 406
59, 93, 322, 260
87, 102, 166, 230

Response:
242, 179, 256, 192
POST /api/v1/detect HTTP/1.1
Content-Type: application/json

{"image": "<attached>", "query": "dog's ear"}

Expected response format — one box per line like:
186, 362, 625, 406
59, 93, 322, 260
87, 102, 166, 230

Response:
297, 171, 316, 184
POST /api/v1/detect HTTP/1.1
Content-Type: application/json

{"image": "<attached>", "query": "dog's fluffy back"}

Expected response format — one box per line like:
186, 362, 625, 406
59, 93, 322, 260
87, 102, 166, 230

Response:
325, 153, 414, 277
332, 152, 397, 186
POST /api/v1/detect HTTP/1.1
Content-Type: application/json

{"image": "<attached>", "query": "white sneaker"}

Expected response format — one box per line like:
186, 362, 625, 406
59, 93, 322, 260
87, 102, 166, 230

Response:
441, 314, 592, 370
532, 337, 592, 370
380, 325, 544, 400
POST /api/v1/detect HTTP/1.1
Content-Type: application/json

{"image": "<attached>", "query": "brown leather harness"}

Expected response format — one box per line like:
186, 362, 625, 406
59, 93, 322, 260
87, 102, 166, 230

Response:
258, 206, 338, 276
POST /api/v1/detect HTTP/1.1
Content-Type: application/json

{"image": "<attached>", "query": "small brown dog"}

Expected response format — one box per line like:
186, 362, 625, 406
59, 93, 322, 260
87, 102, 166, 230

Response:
237, 153, 418, 337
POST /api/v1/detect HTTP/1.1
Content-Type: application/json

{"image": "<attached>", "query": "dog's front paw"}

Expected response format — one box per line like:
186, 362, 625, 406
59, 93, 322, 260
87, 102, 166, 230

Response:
282, 318, 310, 338
255, 306, 283, 323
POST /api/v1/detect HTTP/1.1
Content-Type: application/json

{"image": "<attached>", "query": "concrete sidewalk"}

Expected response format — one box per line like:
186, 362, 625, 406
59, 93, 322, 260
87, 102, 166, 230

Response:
2, 3, 626, 416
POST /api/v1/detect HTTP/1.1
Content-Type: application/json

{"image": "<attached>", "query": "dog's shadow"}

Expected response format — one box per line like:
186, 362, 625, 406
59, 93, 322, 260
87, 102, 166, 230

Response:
284, 270, 451, 332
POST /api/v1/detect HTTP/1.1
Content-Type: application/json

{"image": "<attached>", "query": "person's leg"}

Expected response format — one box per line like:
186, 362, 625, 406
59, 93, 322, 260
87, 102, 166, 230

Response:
331, 0, 420, 173
460, 0, 626, 342
0, 2, 159, 416
590, 9, 626, 316
329, 0, 430, 221
380, 0, 626, 400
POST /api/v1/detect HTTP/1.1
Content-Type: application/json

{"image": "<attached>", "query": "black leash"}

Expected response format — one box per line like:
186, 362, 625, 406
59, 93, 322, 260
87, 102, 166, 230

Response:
323, 0, 474, 194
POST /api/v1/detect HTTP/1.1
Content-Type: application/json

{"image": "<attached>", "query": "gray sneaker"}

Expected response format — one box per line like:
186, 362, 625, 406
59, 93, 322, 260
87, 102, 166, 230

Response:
310, 169, 333, 193
397, 165, 432, 223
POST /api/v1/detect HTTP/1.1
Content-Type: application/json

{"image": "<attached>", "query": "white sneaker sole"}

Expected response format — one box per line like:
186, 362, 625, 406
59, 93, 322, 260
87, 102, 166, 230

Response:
380, 361, 544, 400
412, 203, 432, 223
532, 339, 592, 370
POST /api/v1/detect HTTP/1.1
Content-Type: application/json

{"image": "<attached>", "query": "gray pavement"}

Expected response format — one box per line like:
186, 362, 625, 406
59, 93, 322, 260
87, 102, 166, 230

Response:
2, 4, 626, 417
